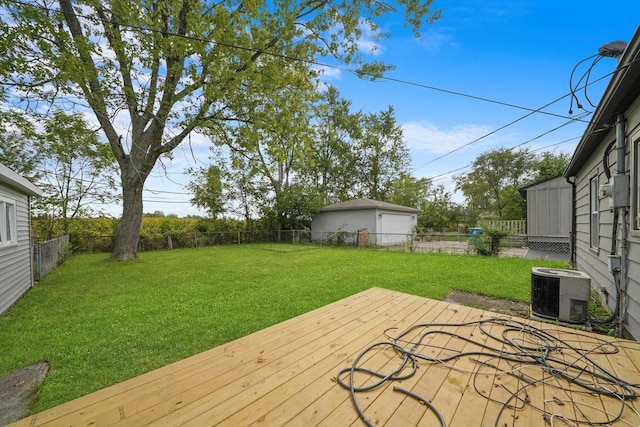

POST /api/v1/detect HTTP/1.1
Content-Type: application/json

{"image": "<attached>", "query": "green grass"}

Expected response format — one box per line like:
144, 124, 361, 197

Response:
0, 244, 565, 413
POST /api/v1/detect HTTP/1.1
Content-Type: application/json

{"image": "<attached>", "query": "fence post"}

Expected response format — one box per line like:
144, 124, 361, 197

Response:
34, 242, 41, 283
167, 235, 173, 250
237, 231, 241, 244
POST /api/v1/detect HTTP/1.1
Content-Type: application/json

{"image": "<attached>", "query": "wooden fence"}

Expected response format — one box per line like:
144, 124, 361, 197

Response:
483, 220, 526, 235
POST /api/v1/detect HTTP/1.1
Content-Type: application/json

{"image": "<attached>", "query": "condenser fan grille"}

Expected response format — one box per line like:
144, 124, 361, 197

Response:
531, 274, 560, 318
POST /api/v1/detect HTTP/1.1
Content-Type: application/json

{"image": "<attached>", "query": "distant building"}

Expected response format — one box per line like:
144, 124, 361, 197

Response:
311, 198, 419, 245
519, 176, 572, 253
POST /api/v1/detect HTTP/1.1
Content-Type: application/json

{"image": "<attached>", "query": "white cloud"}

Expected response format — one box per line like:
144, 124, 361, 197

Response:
314, 64, 342, 81
356, 20, 383, 56
418, 27, 457, 53
402, 121, 494, 154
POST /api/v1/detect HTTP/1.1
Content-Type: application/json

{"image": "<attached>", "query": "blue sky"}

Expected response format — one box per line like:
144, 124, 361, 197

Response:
139, 1, 640, 217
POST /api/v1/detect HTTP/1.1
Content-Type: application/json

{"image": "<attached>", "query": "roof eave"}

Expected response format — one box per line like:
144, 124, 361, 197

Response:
565, 25, 640, 178
0, 163, 44, 197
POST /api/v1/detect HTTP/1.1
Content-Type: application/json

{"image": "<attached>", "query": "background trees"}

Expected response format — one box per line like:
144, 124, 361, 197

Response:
454, 148, 570, 221
454, 148, 534, 220
532, 151, 571, 182
0, 0, 440, 260
0, 110, 118, 239
190, 90, 413, 230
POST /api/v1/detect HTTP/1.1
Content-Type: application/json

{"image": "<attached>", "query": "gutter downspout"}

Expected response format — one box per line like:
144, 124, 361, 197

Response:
615, 113, 629, 337
565, 176, 577, 268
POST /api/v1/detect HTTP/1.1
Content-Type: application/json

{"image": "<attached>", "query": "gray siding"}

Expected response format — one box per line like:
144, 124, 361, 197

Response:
525, 177, 572, 237
311, 210, 377, 238
0, 184, 34, 314
311, 208, 416, 245
573, 99, 640, 340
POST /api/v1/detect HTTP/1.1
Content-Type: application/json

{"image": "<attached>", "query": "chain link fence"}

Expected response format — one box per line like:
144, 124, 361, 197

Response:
70, 228, 571, 260
76, 230, 314, 253
33, 235, 70, 281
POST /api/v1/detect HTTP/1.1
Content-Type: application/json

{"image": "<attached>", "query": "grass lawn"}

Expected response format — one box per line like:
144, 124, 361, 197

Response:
0, 244, 566, 413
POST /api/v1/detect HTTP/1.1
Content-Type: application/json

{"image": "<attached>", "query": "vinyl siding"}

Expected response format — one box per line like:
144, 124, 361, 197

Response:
573, 99, 640, 340
0, 184, 33, 314
311, 208, 415, 245
311, 210, 377, 239
525, 177, 572, 237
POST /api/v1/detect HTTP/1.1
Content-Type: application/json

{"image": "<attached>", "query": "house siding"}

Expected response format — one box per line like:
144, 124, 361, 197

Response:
573, 98, 640, 339
626, 100, 640, 339
0, 183, 34, 314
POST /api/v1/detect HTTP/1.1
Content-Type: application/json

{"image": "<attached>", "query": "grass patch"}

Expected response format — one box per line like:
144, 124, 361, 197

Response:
0, 244, 565, 413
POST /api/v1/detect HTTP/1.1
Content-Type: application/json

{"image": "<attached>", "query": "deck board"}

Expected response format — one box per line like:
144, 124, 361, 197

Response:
10, 287, 640, 426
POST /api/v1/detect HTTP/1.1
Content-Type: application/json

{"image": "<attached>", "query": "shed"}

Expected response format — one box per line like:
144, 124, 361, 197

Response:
311, 198, 419, 245
563, 25, 640, 340
0, 163, 43, 314
519, 176, 572, 252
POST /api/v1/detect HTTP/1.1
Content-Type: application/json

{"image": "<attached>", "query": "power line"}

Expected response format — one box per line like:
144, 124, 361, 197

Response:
426, 135, 581, 183
2, 0, 594, 124
3, 0, 632, 208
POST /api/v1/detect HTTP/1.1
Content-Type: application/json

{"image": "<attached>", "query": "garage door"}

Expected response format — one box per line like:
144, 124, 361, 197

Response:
379, 213, 412, 245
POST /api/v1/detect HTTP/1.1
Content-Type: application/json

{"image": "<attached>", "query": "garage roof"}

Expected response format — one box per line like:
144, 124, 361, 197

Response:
318, 198, 419, 213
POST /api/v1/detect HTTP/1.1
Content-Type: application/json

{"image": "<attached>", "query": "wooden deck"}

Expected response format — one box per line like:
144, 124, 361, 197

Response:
11, 287, 640, 426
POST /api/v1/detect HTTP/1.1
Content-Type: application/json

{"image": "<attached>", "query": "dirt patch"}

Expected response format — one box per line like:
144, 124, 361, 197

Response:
445, 289, 529, 318
0, 360, 49, 426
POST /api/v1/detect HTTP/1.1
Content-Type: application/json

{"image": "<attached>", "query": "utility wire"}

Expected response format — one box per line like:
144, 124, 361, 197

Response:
2, 0, 593, 125
425, 129, 586, 184
3, 0, 634, 205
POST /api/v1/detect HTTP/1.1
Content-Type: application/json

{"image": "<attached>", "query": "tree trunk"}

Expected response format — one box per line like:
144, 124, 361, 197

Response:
110, 169, 144, 260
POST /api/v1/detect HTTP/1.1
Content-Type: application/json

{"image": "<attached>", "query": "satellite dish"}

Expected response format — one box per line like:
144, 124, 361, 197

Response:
598, 40, 627, 58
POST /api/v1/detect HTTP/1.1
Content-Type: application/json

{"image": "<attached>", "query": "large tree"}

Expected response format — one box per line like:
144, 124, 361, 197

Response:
212, 67, 317, 230
353, 106, 410, 200
304, 86, 362, 202
454, 148, 535, 220
0, 0, 440, 260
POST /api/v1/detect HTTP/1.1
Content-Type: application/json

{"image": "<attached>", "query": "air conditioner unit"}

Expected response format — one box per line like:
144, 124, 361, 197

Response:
531, 268, 591, 323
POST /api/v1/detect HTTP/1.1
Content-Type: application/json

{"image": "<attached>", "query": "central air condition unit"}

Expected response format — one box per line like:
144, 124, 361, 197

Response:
531, 268, 591, 323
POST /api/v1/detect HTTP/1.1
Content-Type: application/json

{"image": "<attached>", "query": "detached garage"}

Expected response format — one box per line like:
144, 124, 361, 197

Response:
311, 198, 419, 245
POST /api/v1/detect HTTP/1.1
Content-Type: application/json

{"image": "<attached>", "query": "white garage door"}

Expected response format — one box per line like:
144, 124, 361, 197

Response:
379, 213, 412, 244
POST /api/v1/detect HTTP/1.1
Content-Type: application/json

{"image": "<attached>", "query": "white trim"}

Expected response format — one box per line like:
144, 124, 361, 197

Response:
589, 174, 599, 250
632, 129, 640, 232
0, 196, 17, 247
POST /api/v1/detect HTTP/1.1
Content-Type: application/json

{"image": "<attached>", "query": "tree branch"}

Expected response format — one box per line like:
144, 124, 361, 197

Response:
58, 0, 125, 163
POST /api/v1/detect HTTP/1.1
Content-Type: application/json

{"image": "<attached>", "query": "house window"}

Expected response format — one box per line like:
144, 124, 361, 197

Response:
634, 132, 640, 231
590, 176, 599, 248
0, 198, 17, 246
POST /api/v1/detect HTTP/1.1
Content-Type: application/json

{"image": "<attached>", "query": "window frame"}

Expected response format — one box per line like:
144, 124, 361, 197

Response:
589, 174, 599, 249
632, 129, 640, 234
0, 197, 17, 247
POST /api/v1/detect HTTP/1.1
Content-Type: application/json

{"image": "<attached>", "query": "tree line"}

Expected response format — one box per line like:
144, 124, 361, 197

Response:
0, 0, 570, 257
